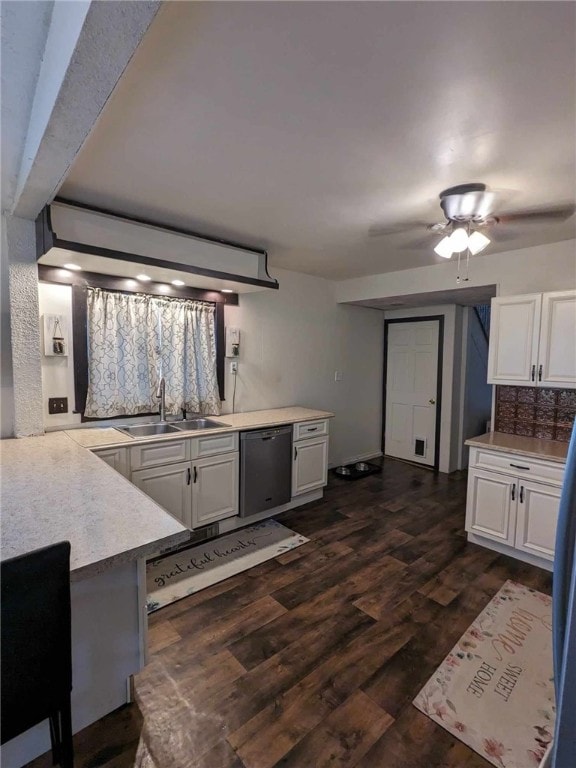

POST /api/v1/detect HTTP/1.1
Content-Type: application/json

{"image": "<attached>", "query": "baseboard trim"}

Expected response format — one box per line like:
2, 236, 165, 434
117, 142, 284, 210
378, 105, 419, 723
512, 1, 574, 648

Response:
218, 489, 324, 534
330, 450, 382, 469
466, 532, 553, 572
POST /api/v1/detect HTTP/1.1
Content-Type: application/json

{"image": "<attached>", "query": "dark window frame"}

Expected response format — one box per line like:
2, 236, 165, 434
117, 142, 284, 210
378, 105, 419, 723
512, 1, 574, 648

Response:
38, 265, 237, 421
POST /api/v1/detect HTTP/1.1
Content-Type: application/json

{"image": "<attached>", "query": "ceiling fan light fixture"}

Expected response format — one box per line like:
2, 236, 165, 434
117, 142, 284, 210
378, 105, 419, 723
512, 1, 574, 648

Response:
449, 227, 469, 253
468, 230, 491, 255
434, 236, 453, 259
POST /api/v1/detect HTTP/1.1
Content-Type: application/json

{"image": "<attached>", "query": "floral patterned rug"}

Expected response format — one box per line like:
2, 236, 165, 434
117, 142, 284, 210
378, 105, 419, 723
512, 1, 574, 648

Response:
146, 520, 308, 613
413, 580, 555, 768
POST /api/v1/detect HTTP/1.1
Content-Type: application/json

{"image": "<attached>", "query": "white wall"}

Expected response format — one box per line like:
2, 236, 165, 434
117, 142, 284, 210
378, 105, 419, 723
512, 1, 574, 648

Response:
383, 305, 462, 474
3, 214, 44, 437
37, 269, 385, 467
222, 268, 384, 466
336, 239, 576, 304
37, 282, 82, 429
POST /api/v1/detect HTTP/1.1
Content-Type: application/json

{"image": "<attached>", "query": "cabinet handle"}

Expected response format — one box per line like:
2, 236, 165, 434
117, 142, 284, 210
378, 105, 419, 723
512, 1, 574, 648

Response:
193, 466, 198, 483
531, 364, 536, 382
294, 446, 298, 460
510, 463, 530, 471
511, 483, 516, 501
186, 467, 191, 485
306, 427, 318, 432
538, 364, 543, 382
519, 485, 524, 503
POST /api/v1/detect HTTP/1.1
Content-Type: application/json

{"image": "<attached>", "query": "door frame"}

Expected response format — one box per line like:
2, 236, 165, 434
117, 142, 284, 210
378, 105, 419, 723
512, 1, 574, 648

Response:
382, 315, 444, 472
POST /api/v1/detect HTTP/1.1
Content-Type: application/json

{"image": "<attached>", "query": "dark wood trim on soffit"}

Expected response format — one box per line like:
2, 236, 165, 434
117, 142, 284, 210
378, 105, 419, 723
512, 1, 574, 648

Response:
36, 200, 279, 290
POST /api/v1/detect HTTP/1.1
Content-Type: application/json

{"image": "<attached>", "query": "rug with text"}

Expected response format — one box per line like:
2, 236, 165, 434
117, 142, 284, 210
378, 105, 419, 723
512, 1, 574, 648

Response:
413, 580, 554, 768
146, 519, 308, 613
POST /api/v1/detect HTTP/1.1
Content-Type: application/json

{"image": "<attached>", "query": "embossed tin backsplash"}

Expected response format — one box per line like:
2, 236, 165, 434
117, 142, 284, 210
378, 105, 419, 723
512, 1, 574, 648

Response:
494, 386, 576, 442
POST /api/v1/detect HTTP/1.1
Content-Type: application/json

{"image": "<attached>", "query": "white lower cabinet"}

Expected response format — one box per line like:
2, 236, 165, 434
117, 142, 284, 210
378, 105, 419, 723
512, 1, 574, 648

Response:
515, 481, 561, 560
466, 468, 516, 545
192, 452, 239, 527
465, 447, 564, 567
132, 461, 193, 528
131, 451, 239, 530
292, 435, 328, 497
93, 446, 129, 478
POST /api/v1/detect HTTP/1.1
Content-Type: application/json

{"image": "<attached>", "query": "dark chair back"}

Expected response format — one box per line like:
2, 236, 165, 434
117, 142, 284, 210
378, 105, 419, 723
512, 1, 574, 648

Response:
1, 541, 72, 745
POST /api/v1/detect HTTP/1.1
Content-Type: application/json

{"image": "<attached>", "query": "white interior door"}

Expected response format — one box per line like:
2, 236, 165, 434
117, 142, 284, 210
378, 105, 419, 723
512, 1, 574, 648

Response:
385, 319, 439, 466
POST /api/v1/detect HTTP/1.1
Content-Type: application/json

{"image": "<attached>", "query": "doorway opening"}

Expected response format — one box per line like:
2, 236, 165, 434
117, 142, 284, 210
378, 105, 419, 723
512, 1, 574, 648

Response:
382, 316, 444, 472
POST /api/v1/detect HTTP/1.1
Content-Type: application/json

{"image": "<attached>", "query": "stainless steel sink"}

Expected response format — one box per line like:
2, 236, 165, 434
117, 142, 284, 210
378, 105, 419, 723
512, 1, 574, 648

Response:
173, 418, 229, 431
116, 423, 181, 437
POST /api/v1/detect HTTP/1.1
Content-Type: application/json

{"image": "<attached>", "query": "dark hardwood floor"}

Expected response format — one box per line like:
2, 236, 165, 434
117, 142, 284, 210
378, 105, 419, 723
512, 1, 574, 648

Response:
27, 458, 552, 768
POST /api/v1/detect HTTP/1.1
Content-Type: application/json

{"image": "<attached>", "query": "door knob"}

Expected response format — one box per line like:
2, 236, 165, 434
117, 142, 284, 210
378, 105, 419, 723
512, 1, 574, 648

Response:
429, 398, 436, 405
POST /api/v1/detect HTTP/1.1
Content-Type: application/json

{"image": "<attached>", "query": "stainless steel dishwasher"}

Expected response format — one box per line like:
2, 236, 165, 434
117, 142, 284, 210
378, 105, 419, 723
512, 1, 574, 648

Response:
240, 425, 292, 517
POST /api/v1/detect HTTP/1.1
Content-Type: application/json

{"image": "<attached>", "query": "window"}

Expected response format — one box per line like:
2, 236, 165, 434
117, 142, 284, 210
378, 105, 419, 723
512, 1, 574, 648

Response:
84, 288, 221, 418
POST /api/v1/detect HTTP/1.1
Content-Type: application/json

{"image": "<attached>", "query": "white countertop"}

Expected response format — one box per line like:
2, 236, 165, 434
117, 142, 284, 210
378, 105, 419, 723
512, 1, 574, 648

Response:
0, 431, 189, 580
1, 407, 333, 581
65, 406, 334, 449
465, 432, 568, 464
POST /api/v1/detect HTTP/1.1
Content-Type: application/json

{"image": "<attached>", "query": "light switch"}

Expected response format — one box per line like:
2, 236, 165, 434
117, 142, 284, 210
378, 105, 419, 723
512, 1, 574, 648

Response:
334, 371, 343, 382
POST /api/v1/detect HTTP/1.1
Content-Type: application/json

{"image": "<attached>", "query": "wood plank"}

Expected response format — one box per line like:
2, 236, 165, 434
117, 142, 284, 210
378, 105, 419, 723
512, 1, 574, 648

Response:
147, 618, 181, 654
271, 690, 394, 768
229, 594, 435, 768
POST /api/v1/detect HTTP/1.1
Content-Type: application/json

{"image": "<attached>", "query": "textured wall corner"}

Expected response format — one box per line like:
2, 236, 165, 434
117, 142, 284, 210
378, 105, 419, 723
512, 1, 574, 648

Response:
5, 215, 44, 436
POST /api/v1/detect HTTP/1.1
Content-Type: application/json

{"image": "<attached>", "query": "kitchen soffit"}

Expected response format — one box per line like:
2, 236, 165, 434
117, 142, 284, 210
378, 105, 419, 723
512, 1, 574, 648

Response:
58, 2, 576, 281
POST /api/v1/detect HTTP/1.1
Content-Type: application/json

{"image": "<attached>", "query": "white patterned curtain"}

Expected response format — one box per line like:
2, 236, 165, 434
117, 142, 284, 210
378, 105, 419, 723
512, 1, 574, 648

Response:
158, 298, 221, 416
85, 289, 160, 418
85, 288, 221, 419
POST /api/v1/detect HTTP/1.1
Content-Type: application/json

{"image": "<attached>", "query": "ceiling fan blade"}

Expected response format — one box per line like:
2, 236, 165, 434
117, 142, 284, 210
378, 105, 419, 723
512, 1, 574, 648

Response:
497, 205, 575, 224
368, 220, 444, 237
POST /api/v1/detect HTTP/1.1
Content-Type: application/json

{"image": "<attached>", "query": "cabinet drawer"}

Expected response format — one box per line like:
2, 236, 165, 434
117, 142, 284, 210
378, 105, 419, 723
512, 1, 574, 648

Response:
293, 419, 329, 441
470, 448, 564, 486
190, 431, 239, 459
130, 439, 190, 470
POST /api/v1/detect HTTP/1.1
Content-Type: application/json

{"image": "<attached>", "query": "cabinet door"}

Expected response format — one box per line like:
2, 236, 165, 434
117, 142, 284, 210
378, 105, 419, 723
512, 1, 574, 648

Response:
465, 468, 516, 545
192, 452, 239, 527
487, 295, 541, 385
132, 461, 192, 528
515, 481, 561, 561
538, 290, 576, 388
292, 436, 328, 497
94, 447, 129, 477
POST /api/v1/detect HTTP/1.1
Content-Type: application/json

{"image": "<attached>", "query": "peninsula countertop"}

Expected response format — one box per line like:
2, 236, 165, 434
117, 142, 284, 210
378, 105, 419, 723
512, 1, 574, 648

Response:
0, 431, 189, 580
65, 406, 335, 449
465, 431, 569, 464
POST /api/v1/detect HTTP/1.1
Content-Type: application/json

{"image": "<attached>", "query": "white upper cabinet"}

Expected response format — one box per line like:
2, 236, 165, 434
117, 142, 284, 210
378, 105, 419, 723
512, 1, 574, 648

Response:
539, 291, 576, 387
487, 290, 576, 388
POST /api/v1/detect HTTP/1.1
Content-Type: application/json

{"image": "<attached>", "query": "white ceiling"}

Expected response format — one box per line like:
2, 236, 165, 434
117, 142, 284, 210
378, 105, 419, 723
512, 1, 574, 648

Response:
59, 1, 576, 281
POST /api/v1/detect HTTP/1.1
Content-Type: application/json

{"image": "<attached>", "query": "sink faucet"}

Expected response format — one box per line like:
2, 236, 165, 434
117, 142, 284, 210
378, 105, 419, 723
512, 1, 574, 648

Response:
156, 377, 166, 422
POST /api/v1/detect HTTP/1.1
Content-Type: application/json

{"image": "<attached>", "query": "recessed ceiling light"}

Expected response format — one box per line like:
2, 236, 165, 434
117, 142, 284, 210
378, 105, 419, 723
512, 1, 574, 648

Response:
63, 263, 82, 271
157, 284, 170, 293
136, 274, 152, 281
221, 289, 234, 293
171, 279, 185, 286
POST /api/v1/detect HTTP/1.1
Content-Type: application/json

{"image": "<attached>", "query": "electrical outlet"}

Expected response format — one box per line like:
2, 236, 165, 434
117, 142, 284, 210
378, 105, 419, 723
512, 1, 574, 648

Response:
48, 397, 68, 414
230, 361, 238, 374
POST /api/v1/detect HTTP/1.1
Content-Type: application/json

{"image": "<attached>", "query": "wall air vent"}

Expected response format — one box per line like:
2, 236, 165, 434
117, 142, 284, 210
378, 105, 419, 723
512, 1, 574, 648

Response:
36, 201, 278, 294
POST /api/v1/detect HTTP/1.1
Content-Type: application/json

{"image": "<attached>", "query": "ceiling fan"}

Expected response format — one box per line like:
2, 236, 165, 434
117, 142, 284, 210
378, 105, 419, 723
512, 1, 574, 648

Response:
370, 182, 574, 283
369, 182, 575, 243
